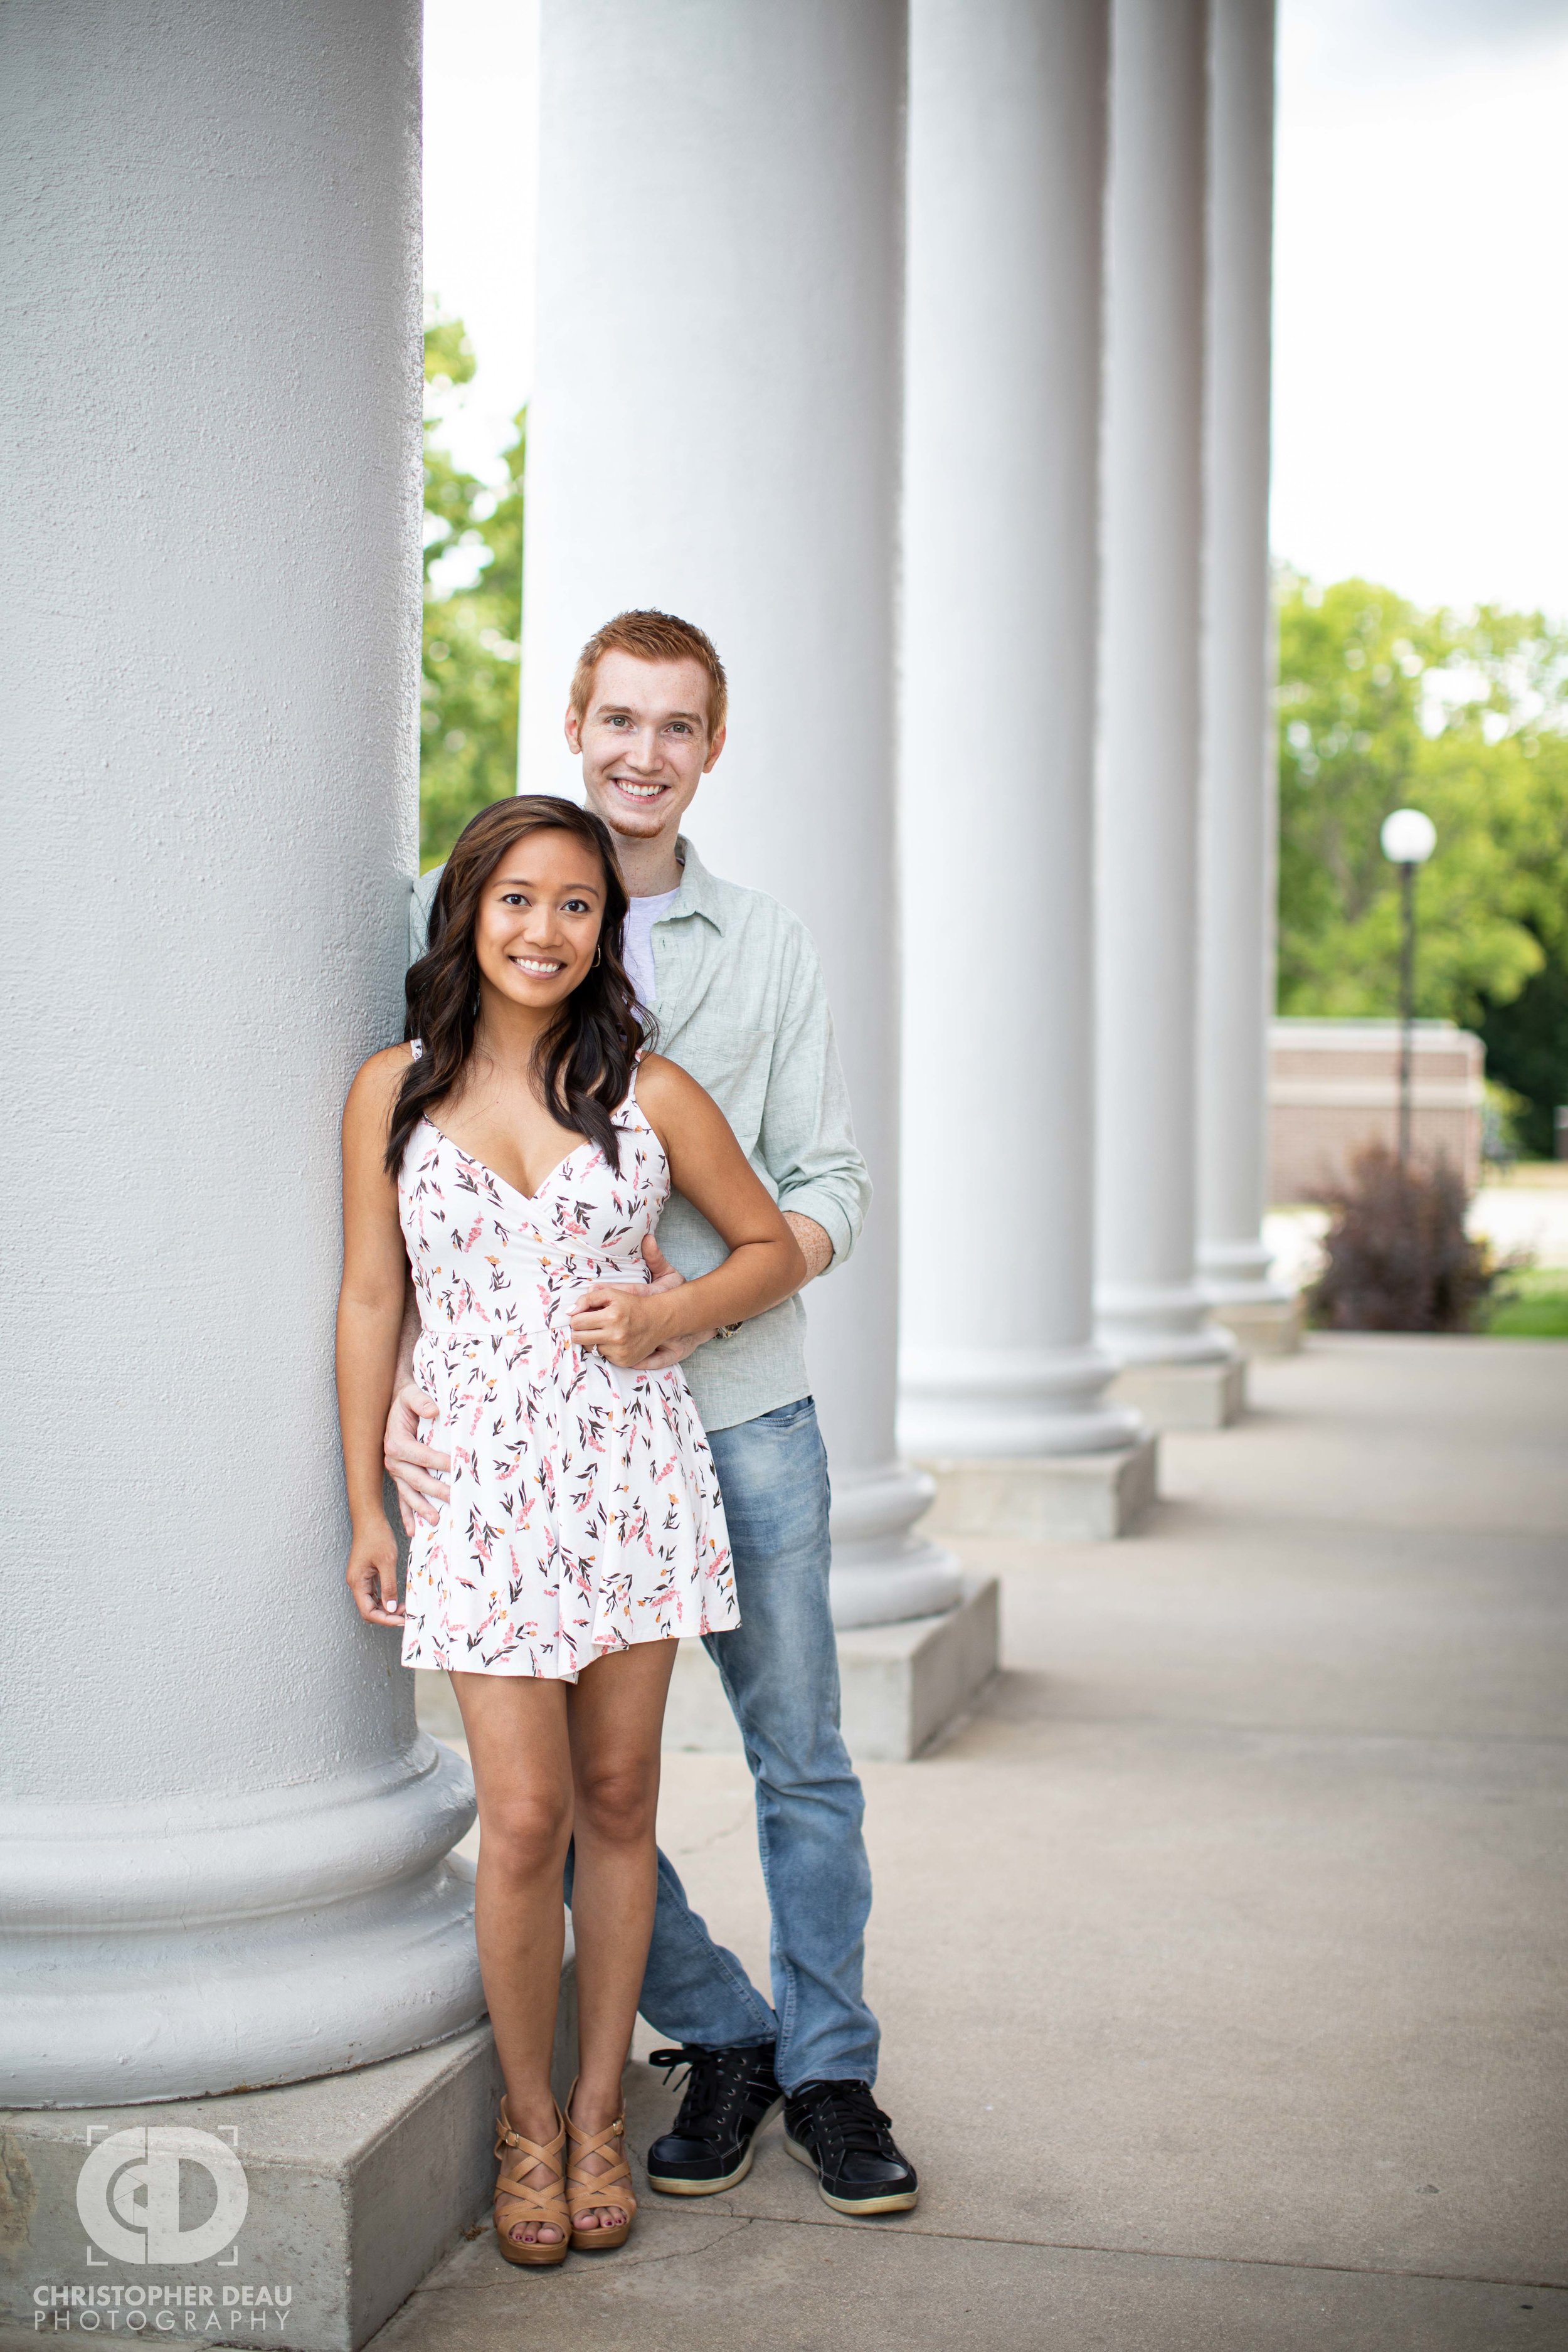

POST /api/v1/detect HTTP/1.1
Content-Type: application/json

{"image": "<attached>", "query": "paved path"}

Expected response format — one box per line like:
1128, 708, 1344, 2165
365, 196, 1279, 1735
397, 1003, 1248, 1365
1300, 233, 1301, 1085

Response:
374, 1337, 1568, 2352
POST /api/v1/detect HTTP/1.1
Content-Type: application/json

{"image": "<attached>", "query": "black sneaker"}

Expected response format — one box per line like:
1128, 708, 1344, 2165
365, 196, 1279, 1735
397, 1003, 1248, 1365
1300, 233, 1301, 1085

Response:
783, 2079, 919, 2215
644, 2040, 784, 2195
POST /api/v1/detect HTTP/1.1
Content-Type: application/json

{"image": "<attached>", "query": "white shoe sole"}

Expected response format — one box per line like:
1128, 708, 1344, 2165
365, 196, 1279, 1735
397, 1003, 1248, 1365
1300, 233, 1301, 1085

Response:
645, 2095, 785, 2196
783, 2130, 920, 2215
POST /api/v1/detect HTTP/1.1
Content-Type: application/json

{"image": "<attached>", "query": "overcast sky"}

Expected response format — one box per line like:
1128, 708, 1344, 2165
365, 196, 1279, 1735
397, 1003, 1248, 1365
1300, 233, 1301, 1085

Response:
423, 0, 1568, 622
422, 0, 538, 483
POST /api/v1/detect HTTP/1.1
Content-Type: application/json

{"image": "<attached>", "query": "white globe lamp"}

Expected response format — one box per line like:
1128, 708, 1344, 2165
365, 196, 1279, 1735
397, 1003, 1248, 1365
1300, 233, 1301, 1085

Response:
1380, 807, 1437, 866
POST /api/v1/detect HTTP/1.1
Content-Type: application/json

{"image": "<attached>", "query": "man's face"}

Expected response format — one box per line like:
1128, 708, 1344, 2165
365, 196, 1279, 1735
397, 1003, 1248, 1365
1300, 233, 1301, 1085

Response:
566, 651, 726, 848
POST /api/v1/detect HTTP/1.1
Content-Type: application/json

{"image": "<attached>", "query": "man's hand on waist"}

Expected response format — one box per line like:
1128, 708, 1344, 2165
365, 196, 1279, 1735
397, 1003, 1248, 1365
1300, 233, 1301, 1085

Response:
623, 1217, 830, 1370
384, 1380, 451, 1530
623, 1235, 718, 1369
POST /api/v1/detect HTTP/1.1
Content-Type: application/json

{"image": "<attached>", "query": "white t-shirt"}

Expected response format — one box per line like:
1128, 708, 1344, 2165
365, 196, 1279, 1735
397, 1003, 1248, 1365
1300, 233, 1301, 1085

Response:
621, 887, 679, 1015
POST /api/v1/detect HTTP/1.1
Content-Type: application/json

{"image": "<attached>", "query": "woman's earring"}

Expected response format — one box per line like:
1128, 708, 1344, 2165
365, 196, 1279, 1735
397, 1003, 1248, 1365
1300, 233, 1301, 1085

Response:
592, 945, 602, 968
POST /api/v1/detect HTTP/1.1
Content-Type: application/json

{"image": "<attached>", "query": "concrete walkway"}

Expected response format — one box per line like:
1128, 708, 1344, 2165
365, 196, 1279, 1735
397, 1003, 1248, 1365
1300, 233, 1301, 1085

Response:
373, 1337, 1568, 2352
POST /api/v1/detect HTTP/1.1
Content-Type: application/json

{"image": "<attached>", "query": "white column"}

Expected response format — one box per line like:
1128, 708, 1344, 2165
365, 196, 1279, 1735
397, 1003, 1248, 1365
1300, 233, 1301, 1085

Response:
898, 0, 1140, 1461
520, 0, 958, 1629
1095, 0, 1236, 1372
0, 0, 483, 2104
1199, 0, 1289, 1318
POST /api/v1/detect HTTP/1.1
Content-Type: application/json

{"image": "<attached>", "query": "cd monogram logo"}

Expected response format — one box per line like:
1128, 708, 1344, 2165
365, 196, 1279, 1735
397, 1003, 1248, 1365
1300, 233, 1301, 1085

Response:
76, 2129, 248, 2265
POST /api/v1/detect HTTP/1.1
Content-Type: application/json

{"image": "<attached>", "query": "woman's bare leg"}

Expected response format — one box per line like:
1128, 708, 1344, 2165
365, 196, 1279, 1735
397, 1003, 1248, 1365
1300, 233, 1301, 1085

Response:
564, 1637, 679, 2232
451, 1670, 574, 2247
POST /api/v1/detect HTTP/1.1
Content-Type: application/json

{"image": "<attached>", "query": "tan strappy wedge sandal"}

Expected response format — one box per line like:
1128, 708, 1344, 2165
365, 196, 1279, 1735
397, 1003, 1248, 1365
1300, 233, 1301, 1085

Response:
493, 2097, 571, 2267
564, 2079, 637, 2253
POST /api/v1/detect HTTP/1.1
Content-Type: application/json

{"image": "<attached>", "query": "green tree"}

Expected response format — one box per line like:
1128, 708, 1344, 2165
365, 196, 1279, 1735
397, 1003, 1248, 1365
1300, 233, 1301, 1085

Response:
1275, 574, 1568, 1150
421, 313, 524, 869
1481, 963, 1568, 1157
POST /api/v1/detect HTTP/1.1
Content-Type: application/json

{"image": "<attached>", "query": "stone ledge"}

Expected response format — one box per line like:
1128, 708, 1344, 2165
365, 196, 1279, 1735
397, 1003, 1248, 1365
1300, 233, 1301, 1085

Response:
918, 1433, 1158, 1541
1106, 1354, 1247, 1430
661, 1574, 1000, 1762
0, 1997, 575, 2352
1209, 1295, 1304, 1357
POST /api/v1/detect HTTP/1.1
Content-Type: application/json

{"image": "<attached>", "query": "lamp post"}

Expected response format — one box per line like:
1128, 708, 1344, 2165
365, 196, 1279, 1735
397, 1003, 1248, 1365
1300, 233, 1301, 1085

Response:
1380, 807, 1437, 1168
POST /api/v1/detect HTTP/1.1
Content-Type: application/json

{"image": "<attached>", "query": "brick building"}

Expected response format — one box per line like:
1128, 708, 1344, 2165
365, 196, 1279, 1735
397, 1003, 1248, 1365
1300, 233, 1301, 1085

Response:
1268, 1018, 1485, 1202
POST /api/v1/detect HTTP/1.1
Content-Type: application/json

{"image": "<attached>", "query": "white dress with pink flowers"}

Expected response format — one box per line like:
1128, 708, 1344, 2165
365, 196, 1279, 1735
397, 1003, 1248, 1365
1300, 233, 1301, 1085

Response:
396, 1054, 737, 1680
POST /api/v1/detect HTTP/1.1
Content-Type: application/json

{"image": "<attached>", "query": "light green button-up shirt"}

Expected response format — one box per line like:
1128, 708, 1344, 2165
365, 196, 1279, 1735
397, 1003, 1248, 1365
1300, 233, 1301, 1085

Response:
409, 835, 871, 1432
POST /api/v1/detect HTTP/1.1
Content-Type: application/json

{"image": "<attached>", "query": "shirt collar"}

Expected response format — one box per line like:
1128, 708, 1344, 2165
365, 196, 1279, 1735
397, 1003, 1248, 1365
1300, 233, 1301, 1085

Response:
666, 835, 726, 933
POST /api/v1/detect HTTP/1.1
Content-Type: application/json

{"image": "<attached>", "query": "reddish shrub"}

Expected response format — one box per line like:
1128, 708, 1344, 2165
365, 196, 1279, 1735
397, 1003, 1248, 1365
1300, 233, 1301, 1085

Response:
1307, 1144, 1495, 1333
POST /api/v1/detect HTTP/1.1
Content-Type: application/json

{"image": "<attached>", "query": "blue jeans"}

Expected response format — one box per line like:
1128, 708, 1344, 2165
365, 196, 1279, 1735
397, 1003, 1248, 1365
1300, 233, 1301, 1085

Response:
567, 1396, 879, 2090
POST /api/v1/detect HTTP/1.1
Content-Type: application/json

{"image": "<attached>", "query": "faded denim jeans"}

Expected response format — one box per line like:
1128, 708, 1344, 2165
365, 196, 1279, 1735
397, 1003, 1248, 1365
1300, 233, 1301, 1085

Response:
565, 1395, 879, 2090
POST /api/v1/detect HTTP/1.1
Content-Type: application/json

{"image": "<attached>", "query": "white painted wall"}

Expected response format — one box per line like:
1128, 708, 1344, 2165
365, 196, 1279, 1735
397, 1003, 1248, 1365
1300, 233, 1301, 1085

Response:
0, 0, 482, 2102
521, 0, 957, 1623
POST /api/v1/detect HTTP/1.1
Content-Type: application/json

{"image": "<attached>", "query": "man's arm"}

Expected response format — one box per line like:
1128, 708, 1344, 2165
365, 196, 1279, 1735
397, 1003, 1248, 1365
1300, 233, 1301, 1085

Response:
756, 923, 872, 1268
785, 1210, 834, 1283
633, 925, 859, 1370
628, 1210, 831, 1373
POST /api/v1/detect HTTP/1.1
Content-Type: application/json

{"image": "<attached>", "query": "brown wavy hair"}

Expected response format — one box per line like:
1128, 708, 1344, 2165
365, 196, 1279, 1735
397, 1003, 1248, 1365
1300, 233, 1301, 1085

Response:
384, 796, 647, 1179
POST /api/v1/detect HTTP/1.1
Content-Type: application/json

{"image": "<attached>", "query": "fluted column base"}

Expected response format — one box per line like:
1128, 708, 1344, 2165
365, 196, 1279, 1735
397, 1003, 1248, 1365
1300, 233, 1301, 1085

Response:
3, 1740, 485, 2107
829, 1462, 963, 1629
1200, 1237, 1302, 1355
899, 1342, 1143, 1461
1199, 1233, 1289, 1305
1096, 1279, 1240, 1368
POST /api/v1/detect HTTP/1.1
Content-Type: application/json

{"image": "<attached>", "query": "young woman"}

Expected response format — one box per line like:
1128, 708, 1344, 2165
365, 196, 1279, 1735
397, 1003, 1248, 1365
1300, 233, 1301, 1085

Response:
336, 795, 804, 2266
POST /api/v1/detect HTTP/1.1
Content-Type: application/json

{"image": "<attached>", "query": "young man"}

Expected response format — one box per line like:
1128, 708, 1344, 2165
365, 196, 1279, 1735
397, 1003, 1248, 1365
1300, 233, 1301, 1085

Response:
389, 609, 919, 2215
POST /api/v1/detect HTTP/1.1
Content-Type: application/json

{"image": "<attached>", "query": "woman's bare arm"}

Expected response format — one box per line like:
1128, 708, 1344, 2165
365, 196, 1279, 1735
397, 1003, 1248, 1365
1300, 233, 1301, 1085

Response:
568, 1056, 806, 1367
336, 1046, 415, 1626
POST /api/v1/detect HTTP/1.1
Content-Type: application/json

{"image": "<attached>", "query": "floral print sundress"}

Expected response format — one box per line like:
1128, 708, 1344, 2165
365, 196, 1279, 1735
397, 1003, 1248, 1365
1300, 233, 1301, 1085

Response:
397, 1050, 738, 1680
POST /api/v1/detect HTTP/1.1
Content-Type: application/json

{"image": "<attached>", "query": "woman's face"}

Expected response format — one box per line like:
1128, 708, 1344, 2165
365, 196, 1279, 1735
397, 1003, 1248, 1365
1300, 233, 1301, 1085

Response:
473, 827, 607, 1017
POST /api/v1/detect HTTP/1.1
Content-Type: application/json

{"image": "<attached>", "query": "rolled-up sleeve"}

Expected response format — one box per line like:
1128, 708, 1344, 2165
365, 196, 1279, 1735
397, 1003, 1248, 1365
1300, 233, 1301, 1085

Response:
757, 930, 872, 1270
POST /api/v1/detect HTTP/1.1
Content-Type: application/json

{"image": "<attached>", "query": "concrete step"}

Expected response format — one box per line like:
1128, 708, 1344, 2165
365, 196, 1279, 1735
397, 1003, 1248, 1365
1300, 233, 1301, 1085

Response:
0, 2001, 575, 2352
660, 1573, 1000, 1762
1107, 1353, 1248, 1429
919, 1432, 1159, 1540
